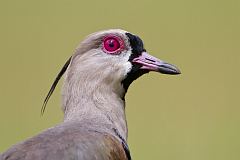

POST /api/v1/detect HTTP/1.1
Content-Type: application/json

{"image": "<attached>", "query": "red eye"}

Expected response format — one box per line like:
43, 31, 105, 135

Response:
103, 36, 122, 54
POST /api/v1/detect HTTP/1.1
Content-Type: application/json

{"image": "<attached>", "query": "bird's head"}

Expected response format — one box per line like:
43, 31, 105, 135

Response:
41, 29, 180, 114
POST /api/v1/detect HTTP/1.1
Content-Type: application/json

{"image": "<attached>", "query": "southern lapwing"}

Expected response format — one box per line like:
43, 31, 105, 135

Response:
0, 29, 180, 160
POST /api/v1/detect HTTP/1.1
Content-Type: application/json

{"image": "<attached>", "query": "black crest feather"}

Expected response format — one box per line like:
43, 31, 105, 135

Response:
41, 57, 72, 115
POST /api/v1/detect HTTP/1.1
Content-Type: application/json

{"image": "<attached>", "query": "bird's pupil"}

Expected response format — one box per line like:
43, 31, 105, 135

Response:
109, 40, 115, 47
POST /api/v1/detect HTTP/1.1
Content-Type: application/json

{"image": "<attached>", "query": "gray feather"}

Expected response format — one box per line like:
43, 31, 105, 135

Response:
1, 122, 127, 160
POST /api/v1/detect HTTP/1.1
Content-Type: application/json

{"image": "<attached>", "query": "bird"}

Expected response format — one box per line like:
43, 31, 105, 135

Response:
0, 29, 180, 160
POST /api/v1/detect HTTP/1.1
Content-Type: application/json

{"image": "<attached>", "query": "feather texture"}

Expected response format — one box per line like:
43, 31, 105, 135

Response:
1, 122, 128, 160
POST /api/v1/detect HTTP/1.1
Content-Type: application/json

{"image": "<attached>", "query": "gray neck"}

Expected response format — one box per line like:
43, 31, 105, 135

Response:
61, 59, 128, 141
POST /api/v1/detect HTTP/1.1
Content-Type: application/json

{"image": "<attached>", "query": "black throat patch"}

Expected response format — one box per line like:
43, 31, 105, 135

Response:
121, 33, 149, 91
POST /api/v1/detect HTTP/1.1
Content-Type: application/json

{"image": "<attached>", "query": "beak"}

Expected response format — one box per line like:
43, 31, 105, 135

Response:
132, 52, 181, 75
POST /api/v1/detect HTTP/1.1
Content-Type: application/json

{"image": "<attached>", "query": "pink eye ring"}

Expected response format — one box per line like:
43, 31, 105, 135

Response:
103, 36, 124, 54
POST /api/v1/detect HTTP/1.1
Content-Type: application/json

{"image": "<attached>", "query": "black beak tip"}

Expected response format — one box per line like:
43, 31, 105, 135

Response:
173, 68, 181, 75
159, 69, 181, 75
158, 63, 181, 75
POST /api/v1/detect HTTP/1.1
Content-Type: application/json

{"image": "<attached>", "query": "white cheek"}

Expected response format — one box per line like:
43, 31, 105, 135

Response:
124, 62, 132, 75
122, 50, 132, 61
120, 50, 133, 75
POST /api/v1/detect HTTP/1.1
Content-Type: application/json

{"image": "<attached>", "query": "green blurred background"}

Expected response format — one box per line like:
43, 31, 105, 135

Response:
0, 0, 239, 159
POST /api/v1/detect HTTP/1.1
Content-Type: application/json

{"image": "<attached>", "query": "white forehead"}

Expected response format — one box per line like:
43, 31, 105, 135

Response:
90, 29, 128, 36
83, 29, 129, 42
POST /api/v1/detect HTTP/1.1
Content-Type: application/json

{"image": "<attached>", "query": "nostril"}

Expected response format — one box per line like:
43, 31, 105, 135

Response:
145, 58, 156, 63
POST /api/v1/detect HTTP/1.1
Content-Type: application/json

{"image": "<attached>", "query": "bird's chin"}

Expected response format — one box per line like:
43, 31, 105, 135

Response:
121, 64, 149, 91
